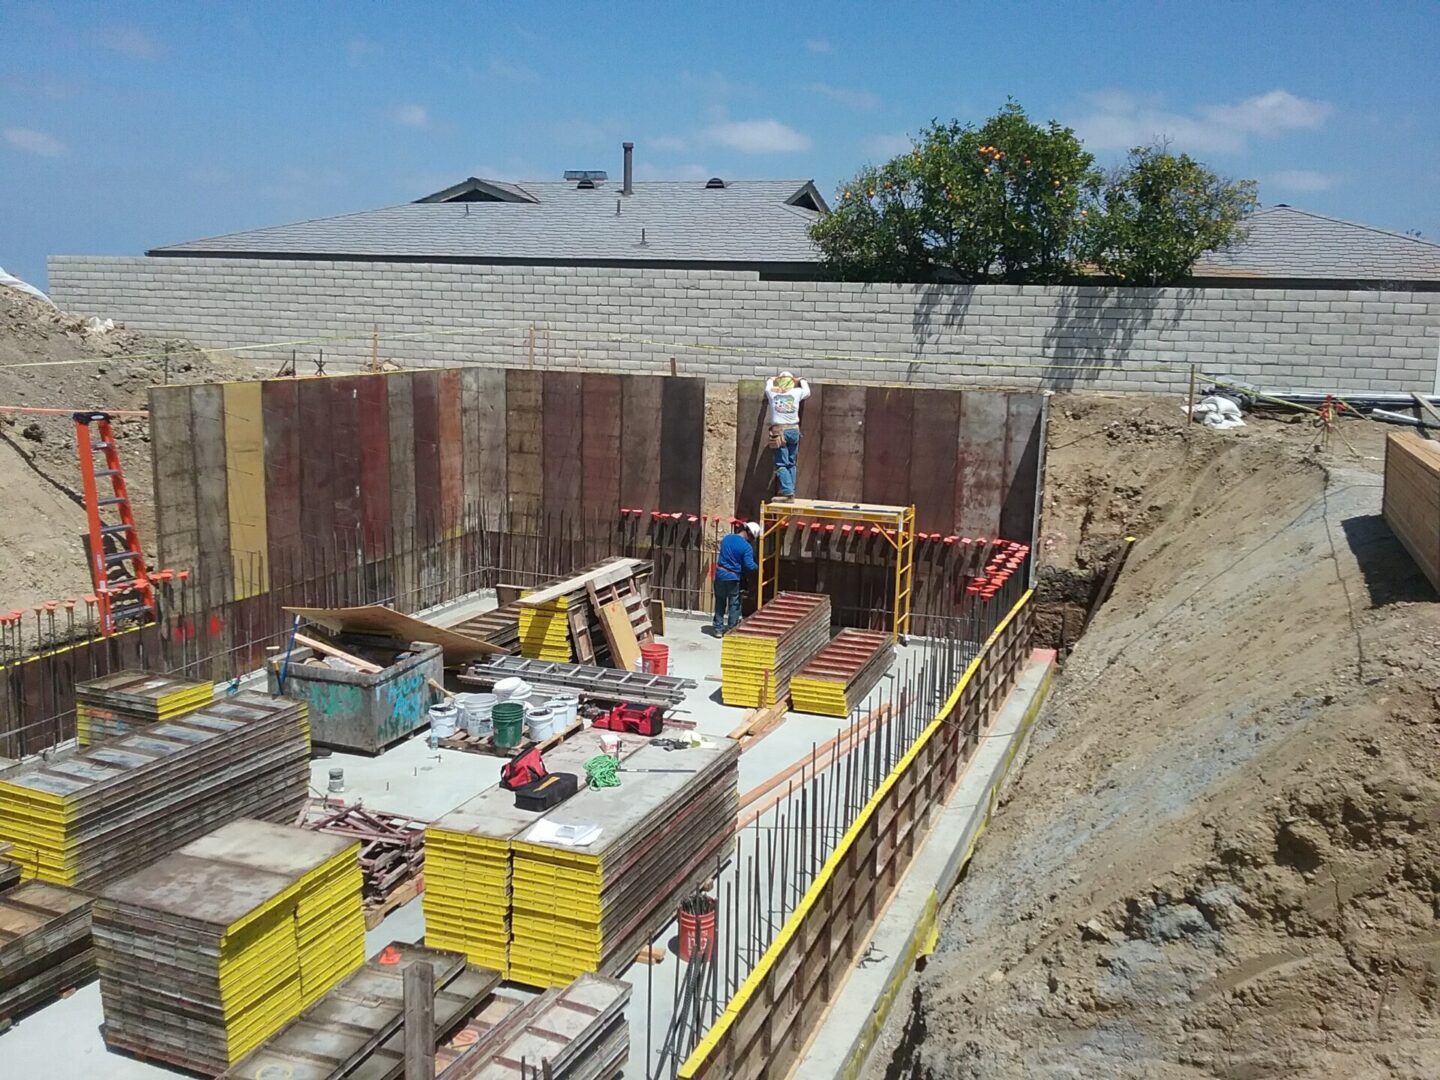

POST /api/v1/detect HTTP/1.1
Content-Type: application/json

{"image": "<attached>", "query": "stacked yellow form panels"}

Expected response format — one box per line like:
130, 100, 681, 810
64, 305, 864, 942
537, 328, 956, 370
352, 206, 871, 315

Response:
422, 826, 512, 972
720, 592, 831, 707
92, 819, 364, 1074
74, 671, 214, 745
0, 691, 310, 888
517, 597, 574, 661
789, 628, 895, 718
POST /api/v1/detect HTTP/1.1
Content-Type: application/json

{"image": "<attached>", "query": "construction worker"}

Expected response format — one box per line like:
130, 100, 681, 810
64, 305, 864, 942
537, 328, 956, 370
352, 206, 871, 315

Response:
765, 371, 810, 500
712, 521, 760, 635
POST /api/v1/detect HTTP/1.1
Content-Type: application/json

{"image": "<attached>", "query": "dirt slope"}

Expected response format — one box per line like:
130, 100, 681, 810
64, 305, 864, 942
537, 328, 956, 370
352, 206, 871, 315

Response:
871, 397, 1440, 1079
0, 286, 257, 619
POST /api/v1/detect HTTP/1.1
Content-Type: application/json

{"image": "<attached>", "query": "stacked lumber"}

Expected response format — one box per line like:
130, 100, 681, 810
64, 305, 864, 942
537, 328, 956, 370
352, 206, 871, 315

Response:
508, 739, 739, 987
0, 843, 17, 892
1384, 432, 1440, 592
0, 691, 310, 889
221, 942, 501, 1080
453, 598, 523, 653
517, 559, 653, 665
424, 730, 646, 975
93, 820, 366, 1073
790, 628, 896, 717
444, 972, 631, 1079
74, 670, 214, 746
0, 882, 94, 1021
720, 592, 831, 707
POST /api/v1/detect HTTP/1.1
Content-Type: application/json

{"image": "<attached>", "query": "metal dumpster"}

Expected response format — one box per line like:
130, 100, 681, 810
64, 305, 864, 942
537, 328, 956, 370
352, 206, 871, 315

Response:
267, 638, 442, 754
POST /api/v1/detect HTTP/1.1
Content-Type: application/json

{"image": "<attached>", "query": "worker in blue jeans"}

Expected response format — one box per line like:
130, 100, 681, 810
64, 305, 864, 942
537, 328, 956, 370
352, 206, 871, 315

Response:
712, 521, 760, 635
765, 371, 809, 499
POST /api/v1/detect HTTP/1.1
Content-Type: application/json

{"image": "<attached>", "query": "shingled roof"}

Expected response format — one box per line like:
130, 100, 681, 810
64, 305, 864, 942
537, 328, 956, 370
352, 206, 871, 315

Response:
1193, 205, 1440, 285
149, 178, 828, 272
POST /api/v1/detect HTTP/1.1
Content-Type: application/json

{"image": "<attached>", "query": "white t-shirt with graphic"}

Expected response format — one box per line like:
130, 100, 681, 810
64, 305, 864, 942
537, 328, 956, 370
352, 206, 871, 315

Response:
765, 379, 810, 425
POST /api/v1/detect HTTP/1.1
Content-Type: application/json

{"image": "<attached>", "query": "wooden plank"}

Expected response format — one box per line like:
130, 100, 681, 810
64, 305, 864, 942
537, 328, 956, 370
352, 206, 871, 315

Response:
999, 393, 1045, 545
955, 391, 1007, 538
581, 373, 623, 520
817, 384, 865, 503
733, 379, 770, 519
659, 376, 706, 514
473, 369, 507, 527
298, 377, 336, 551
542, 371, 584, 520
909, 389, 960, 535
862, 386, 913, 506
594, 595, 642, 673
1384, 432, 1440, 592
357, 374, 392, 558
331, 376, 363, 550
411, 370, 442, 535
222, 381, 268, 599
437, 369, 464, 536
793, 382, 824, 501
619, 374, 662, 512
460, 367, 482, 522
190, 383, 232, 609
506, 369, 544, 516
516, 558, 645, 607
148, 385, 199, 576
262, 379, 301, 589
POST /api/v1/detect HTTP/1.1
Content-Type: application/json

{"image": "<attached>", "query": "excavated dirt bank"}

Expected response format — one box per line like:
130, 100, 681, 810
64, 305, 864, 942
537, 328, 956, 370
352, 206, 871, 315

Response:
869, 397, 1440, 1078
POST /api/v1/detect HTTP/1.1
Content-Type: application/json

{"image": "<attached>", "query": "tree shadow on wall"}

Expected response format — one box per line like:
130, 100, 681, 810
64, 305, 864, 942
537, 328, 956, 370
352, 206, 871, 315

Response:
1039, 286, 1195, 389
909, 285, 977, 381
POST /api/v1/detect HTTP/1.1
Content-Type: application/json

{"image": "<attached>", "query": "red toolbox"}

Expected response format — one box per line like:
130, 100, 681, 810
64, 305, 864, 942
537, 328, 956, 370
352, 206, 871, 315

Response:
593, 703, 663, 736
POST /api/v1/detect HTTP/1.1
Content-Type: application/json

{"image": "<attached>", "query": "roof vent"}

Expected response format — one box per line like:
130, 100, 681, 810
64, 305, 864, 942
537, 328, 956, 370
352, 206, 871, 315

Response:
705, 177, 727, 189
576, 178, 597, 189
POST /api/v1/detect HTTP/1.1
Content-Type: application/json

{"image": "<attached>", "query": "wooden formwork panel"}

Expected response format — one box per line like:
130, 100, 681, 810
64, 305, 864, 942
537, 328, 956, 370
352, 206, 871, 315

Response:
506, 369, 544, 516
659, 376, 706, 514
149, 385, 199, 576
472, 368, 508, 527
542, 371, 584, 521
411, 369, 443, 536
437, 369, 464, 535
261, 379, 301, 590
793, 381, 824, 501
581, 373, 623, 520
357, 373, 392, 558
619, 374, 662, 512
955, 390, 1007, 538
862, 386, 914, 506
330, 375, 363, 549
190, 383, 231, 610
999, 393, 1045, 545
297, 377, 335, 555
459, 367, 482, 519
909, 388, 961, 533
222, 382, 268, 599
1384, 432, 1440, 592
817, 384, 865, 503
733, 379, 771, 520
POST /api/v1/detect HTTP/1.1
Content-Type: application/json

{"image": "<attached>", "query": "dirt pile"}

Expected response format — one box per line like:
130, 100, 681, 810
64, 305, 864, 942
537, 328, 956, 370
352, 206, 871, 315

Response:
871, 397, 1440, 1079
0, 286, 258, 618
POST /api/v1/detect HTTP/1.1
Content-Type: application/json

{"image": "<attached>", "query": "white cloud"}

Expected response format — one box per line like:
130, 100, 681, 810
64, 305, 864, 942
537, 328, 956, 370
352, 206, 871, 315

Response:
3, 127, 65, 157
805, 38, 833, 54
1073, 88, 1332, 155
703, 119, 812, 154
388, 104, 430, 129
805, 82, 879, 112
486, 58, 537, 82
98, 26, 162, 60
346, 37, 381, 65
863, 132, 913, 159
1265, 169, 1340, 193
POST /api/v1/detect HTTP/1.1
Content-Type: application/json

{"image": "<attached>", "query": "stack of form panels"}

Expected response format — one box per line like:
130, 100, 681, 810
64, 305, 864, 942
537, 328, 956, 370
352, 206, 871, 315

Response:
451, 599, 523, 654
720, 592, 832, 707
0, 882, 94, 1021
445, 973, 630, 1079
92, 819, 365, 1074
508, 739, 739, 988
221, 942, 501, 1080
789, 628, 896, 717
74, 671, 214, 746
517, 598, 576, 661
0, 692, 310, 889
424, 731, 647, 975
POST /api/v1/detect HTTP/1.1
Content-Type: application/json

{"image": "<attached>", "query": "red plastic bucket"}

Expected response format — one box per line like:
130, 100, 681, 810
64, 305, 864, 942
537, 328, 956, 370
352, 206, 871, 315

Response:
640, 643, 670, 676
677, 895, 716, 961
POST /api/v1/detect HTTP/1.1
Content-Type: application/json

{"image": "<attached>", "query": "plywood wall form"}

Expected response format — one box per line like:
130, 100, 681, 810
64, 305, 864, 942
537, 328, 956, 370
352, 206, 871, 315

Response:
149, 369, 707, 604
733, 381, 1046, 539
1383, 432, 1440, 594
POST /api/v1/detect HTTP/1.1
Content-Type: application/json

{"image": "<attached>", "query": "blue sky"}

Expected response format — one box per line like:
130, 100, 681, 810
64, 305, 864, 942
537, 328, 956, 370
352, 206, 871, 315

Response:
3, 1, 1438, 288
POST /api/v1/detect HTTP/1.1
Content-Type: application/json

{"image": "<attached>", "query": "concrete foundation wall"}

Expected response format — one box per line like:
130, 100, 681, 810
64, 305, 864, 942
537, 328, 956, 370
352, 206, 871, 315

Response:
49, 255, 1440, 393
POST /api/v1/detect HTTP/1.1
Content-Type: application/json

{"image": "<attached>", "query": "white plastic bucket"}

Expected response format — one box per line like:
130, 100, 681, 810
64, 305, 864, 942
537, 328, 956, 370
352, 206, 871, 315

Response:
551, 694, 579, 731
429, 703, 459, 739
525, 703, 557, 741
456, 693, 496, 737
493, 677, 532, 703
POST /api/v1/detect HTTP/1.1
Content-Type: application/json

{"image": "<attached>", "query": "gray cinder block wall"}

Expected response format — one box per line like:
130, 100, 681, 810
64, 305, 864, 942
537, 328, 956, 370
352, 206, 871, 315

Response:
48, 256, 1440, 394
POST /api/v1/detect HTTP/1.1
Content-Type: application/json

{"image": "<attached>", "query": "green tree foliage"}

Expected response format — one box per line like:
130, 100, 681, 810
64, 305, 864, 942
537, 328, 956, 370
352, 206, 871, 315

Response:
1082, 146, 1258, 285
811, 103, 1259, 286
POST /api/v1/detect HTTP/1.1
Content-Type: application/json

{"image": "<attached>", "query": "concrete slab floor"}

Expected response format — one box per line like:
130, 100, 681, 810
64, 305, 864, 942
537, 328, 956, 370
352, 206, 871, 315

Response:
0, 600, 920, 1078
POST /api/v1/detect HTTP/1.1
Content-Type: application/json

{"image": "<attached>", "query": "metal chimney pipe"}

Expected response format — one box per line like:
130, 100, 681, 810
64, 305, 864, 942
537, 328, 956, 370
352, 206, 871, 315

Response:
622, 142, 634, 196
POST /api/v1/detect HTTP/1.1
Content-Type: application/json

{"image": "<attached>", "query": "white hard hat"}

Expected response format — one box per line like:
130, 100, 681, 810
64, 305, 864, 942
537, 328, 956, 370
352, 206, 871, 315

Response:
779, 370, 794, 379
745, 521, 761, 538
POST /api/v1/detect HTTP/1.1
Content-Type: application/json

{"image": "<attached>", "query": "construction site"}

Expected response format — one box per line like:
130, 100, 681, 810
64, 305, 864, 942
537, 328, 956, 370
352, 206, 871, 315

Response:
0, 231, 1438, 1080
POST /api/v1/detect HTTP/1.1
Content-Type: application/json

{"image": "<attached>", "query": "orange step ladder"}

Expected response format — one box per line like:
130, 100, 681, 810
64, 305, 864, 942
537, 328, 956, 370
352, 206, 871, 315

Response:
74, 411, 156, 635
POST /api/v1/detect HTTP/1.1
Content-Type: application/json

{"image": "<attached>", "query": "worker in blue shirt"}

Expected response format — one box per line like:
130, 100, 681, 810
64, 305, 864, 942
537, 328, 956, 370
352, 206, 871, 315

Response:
712, 521, 760, 635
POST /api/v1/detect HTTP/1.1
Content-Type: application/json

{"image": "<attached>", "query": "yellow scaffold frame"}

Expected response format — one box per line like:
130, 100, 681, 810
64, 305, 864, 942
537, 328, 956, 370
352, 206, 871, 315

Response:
757, 498, 916, 638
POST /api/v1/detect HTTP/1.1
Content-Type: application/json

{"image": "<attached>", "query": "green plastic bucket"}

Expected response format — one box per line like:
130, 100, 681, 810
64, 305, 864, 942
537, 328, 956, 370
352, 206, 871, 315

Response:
492, 701, 525, 748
